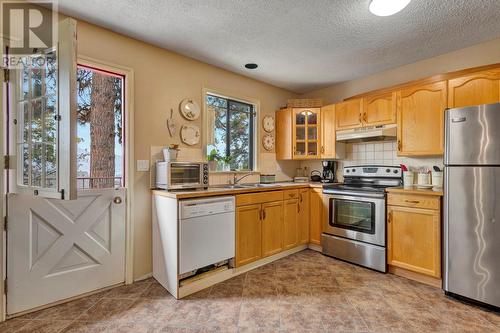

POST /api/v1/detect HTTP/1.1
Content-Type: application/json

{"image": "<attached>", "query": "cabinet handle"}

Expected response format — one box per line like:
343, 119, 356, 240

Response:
259, 209, 263, 220
321, 146, 325, 153
363, 112, 367, 122
405, 200, 420, 204
358, 113, 362, 123
397, 140, 402, 151
298, 203, 301, 213
299, 193, 303, 203
262, 209, 266, 220
388, 211, 392, 223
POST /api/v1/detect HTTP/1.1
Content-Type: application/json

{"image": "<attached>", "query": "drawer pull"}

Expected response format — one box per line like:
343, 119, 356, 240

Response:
289, 193, 296, 198
405, 200, 420, 204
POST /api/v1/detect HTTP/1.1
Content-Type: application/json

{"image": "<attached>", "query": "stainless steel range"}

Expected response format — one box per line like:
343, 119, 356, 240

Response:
322, 165, 402, 272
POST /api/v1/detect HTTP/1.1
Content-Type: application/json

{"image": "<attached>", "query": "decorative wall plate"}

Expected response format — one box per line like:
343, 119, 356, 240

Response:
180, 125, 200, 146
179, 99, 201, 120
262, 115, 275, 132
262, 134, 275, 151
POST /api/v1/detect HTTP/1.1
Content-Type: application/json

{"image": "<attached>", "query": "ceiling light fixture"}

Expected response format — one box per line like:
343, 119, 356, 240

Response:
369, 0, 411, 16
244, 63, 258, 69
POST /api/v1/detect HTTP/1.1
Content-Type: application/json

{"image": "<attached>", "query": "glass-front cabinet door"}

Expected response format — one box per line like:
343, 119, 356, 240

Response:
293, 108, 320, 159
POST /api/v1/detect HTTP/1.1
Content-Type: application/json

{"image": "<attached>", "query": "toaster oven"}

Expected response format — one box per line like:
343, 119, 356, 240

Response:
156, 161, 209, 190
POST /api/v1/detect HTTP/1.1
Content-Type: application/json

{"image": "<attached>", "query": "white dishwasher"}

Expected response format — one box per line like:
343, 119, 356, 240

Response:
179, 196, 235, 275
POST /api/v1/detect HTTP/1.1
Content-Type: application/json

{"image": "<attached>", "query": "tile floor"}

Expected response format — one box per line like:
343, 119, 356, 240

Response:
1, 250, 499, 333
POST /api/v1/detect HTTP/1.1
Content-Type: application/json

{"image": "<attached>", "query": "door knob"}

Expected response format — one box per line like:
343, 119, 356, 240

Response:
113, 197, 123, 204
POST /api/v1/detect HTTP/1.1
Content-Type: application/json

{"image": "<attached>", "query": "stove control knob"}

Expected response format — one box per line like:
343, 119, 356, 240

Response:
352, 169, 356, 172
386, 169, 390, 173
346, 170, 350, 173
393, 169, 398, 174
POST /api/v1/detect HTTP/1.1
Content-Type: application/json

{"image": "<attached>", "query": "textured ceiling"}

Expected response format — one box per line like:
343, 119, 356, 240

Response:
58, 0, 500, 93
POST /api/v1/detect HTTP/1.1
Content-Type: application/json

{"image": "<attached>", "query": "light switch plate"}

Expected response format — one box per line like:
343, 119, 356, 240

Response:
136, 160, 150, 172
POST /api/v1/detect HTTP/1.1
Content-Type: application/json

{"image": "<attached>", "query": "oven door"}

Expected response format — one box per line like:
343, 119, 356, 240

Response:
167, 163, 203, 189
323, 193, 385, 246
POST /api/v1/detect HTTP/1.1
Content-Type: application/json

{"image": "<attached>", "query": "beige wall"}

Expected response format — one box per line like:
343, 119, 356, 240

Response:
302, 37, 500, 103
76, 21, 298, 279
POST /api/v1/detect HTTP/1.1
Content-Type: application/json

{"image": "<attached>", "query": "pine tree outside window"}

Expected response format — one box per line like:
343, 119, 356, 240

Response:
206, 93, 256, 171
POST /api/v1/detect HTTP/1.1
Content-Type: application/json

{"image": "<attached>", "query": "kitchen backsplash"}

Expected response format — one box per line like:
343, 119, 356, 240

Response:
301, 140, 444, 182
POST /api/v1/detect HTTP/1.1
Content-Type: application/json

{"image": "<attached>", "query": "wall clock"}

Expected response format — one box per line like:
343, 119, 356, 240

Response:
262, 134, 275, 151
262, 115, 275, 133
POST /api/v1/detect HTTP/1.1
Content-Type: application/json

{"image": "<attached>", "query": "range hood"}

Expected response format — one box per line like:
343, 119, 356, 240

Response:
336, 124, 397, 142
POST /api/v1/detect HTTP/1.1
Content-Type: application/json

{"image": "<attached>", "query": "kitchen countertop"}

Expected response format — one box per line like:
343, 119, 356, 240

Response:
152, 182, 327, 199
386, 186, 443, 196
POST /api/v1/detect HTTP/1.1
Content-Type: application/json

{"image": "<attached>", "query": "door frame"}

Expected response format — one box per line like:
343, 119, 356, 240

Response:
0, 55, 135, 321
76, 55, 135, 286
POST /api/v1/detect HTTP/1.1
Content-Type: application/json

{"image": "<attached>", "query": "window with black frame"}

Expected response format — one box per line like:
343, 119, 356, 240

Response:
206, 94, 255, 171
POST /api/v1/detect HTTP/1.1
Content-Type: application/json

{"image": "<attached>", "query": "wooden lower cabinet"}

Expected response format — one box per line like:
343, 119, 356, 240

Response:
235, 204, 262, 267
387, 197, 441, 278
283, 199, 299, 250
261, 201, 284, 257
298, 189, 310, 244
309, 188, 323, 245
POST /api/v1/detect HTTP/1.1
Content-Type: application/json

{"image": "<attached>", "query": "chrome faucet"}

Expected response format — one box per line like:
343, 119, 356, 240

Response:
233, 172, 254, 184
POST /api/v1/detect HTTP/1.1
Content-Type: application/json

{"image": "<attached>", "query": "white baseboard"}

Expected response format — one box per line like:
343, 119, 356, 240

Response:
134, 272, 153, 282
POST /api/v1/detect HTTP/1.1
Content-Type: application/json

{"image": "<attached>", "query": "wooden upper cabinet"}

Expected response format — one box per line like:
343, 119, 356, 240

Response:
275, 108, 293, 160
362, 92, 397, 126
396, 81, 447, 156
335, 98, 363, 130
320, 104, 336, 158
283, 199, 299, 250
261, 201, 284, 257
235, 204, 262, 267
448, 68, 500, 108
292, 108, 321, 159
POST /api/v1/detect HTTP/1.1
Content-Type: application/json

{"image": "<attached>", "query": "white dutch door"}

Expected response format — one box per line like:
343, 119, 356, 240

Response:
6, 18, 127, 314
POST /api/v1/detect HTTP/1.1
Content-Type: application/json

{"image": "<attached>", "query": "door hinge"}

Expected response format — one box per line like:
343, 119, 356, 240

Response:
4, 155, 10, 169
3, 68, 9, 82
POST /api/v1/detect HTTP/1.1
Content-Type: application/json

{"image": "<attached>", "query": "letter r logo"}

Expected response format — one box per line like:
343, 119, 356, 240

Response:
1, 1, 55, 54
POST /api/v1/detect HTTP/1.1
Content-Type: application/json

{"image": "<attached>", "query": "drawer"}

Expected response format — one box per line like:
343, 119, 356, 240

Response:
387, 194, 440, 210
283, 189, 299, 200
236, 191, 283, 206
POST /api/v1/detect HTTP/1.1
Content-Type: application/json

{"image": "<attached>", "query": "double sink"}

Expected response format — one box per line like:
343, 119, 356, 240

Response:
211, 183, 280, 189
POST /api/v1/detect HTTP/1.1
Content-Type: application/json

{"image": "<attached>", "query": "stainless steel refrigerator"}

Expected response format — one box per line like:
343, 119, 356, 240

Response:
444, 102, 500, 309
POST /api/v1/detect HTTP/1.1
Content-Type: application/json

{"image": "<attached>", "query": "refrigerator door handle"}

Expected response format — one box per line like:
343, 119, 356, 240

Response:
451, 116, 467, 123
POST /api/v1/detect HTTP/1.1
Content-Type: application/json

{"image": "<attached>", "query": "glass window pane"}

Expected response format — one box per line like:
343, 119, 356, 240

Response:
229, 110, 250, 170
307, 111, 317, 125
333, 200, 374, 233
21, 61, 30, 100
296, 126, 305, 140
31, 68, 43, 98
21, 102, 29, 142
45, 95, 56, 144
32, 143, 43, 187
45, 144, 57, 188
307, 142, 318, 156
307, 127, 317, 140
76, 66, 124, 189
296, 112, 305, 125
31, 100, 43, 142
45, 52, 57, 96
296, 142, 306, 156
20, 144, 29, 185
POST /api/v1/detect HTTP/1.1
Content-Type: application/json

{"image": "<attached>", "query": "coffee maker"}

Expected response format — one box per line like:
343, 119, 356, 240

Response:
322, 161, 337, 183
